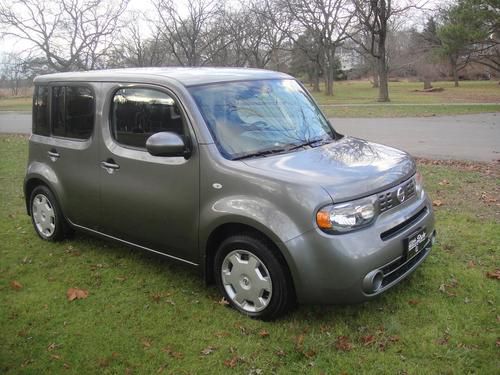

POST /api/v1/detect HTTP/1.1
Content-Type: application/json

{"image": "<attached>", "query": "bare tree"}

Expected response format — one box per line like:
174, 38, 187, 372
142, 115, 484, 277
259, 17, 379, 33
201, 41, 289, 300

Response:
0, 0, 129, 71
351, 0, 423, 102
0, 52, 30, 95
264, 0, 354, 96
152, 0, 231, 66
111, 13, 165, 67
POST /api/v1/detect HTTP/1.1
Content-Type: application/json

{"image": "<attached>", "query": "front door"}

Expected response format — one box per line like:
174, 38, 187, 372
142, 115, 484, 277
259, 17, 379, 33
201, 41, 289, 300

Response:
98, 84, 199, 264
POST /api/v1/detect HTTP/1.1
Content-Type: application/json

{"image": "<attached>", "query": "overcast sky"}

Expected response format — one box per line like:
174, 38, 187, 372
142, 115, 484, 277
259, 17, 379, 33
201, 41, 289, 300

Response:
0, 0, 447, 59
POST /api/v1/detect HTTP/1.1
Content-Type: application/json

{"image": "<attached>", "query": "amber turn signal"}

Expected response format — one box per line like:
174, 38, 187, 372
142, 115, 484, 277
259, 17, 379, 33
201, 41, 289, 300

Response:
316, 210, 332, 229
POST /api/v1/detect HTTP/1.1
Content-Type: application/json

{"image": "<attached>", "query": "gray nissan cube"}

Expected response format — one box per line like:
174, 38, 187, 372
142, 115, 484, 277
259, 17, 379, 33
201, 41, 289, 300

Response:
24, 68, 435, 320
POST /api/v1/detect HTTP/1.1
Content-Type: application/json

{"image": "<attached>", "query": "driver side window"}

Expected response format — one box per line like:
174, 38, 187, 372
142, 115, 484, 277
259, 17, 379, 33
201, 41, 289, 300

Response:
111, 87, 185, 149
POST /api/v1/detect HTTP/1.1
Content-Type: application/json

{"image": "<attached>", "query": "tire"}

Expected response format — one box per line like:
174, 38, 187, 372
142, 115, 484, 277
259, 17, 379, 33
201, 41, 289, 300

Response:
214, 234, 295, 320
29, 185, 68, 241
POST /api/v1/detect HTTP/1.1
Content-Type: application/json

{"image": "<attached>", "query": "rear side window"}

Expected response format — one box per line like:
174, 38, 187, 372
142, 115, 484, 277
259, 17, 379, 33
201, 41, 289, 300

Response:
33, 86, 49, 136
111, 88, 185, 149
52, 86, 95, 140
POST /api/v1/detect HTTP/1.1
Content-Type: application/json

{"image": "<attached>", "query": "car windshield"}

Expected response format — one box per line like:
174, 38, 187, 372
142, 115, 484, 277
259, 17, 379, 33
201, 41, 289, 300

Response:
188, 79, 336, 159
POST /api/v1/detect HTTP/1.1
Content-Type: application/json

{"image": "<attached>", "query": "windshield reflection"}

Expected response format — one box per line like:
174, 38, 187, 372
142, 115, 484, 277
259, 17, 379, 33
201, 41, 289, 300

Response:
188, 79, 335, 159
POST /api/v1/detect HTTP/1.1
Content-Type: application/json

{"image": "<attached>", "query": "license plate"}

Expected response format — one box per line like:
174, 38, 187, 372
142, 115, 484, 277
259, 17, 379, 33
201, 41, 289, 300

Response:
404, 228, 427, 260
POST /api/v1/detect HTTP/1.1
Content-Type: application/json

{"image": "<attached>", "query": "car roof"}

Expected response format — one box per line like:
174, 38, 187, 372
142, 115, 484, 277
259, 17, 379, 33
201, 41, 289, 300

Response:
34, 67, 293, 87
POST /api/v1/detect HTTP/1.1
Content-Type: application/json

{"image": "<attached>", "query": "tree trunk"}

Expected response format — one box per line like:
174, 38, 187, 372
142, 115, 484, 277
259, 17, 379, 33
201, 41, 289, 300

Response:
312, 63, 321, 92
423, 79, 432, 90
324, 47, 336, 96
377, 29, 389, 102
372, 62, 379, 88
450, 57, 459, 87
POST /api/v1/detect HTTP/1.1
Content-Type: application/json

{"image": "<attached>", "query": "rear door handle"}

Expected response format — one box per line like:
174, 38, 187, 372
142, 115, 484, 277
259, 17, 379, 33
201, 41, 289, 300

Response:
48, 149, 60, 162
101, 159, 120, 174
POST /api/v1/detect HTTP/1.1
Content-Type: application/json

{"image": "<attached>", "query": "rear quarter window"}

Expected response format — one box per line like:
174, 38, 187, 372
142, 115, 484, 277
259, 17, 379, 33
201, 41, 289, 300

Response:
33, 86, 50, 136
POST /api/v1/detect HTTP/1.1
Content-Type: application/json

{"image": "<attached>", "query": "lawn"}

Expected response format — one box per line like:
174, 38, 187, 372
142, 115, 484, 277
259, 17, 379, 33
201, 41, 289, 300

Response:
1, 135, 498, 374
1, 80, 499, 117
0, 96, 31, 112
311, 80, 500, 117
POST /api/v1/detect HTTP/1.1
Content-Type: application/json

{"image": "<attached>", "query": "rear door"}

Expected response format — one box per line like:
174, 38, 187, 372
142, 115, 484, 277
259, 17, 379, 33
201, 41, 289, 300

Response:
31, 83, 100, 229
98, 84, 200, 264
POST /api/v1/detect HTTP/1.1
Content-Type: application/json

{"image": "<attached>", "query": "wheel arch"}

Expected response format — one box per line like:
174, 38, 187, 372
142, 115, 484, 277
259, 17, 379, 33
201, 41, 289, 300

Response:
203, 222, 297, 299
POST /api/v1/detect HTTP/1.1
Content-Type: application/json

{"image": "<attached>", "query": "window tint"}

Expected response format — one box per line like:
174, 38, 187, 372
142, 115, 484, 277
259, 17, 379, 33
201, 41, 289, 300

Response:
51, 85, 94, 140
33, 86, 49, 136
111, 88, 185, 149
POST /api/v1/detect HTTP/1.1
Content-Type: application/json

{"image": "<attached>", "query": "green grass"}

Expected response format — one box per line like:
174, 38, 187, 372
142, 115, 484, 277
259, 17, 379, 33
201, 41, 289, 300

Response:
0, 96, 31, 112
1, 136, 499, 373
2, 80, 500, 117
310, 80, 500, 117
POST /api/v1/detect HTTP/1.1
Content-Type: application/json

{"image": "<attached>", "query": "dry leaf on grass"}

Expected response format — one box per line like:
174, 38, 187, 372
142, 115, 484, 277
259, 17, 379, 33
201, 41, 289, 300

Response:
486, 269, 500, 280
361, 335, 376, 346
66, 288, 88, 301
200, 346, 216, 356
223, 355, 242, 368
218, 297, 229, 306
335, 336, 353, 351
258, 329, 269, 338
10, 280, 23, 290
432, 200, 444, 207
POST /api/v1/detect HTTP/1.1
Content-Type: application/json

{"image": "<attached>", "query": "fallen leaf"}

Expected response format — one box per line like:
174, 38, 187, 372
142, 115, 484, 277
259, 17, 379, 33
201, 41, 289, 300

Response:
432, 200, 444, 207
156, 364, 168, 373
361, 335, 376, 346
63, 363, 70, 369
200, 346, 216, 356
275, 349, 286, 357
467, 260, 476, 268
161, 346, 183, 359
496, 340, 500, 347
214, 331, 230, 338
142, 339, 152, 349
486, 269, 500, 280
335, 336, 353, 352
223, 355, 241, 368
50, 354, 61, 360
408, 299, 420, 305
303, 349, 316, 359
115, 276, 127, 281
438, 179, 450, 186
66, 288, 89, 301
10, 280, 22, 290
258, 329, 269, 338
47, 343, 59, 351
294, 334, 304, 350
218, 297, 229, 306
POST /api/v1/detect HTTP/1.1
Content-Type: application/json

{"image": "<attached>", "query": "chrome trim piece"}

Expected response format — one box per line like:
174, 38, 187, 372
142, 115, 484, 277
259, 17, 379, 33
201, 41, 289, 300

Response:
68, 220, 199, 267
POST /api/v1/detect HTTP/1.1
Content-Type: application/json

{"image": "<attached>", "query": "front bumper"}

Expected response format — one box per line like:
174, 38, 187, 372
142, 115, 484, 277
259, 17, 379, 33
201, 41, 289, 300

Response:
285, 193, 435, 304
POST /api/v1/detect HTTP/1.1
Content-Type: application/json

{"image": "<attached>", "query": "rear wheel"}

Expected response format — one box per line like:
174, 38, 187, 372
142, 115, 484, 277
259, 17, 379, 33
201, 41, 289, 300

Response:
30, 185, 68, 241
214, 234, 295, 320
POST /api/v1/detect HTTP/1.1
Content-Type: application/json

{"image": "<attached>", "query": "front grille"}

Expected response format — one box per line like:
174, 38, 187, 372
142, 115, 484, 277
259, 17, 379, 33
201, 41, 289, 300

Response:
378, 177, 416, 214
380, 207, 428, 241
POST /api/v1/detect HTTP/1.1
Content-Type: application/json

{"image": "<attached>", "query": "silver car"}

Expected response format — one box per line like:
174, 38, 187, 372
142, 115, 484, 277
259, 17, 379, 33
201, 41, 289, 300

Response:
24, 68, 436, 320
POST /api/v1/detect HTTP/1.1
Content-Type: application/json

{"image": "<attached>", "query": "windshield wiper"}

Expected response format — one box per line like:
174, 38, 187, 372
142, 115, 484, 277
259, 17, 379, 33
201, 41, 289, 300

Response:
232, 137, 333, 160
291, 137, 333, 149
232, 147, 289, 160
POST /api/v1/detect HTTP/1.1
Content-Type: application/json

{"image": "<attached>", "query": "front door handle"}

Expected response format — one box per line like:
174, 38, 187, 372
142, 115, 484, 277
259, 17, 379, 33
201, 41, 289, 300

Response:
48, 149, 60, 162
101, 159, 120, 174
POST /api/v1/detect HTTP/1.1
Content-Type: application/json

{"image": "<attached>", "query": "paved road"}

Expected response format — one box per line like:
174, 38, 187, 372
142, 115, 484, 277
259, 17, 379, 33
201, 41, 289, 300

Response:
0, 111, 499, 162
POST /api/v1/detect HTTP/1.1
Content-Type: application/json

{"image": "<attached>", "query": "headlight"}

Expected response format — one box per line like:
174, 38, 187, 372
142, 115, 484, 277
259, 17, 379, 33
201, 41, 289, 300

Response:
415, 171, 424, 199
316, 195, 378, 233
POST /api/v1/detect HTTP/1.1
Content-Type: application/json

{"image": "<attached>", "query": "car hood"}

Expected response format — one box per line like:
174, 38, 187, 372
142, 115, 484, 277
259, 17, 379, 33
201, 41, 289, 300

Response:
242, 137, 416, 202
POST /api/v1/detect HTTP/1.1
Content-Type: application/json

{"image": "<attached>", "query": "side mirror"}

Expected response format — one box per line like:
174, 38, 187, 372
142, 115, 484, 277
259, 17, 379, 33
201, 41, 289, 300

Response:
146, 132, 189, 158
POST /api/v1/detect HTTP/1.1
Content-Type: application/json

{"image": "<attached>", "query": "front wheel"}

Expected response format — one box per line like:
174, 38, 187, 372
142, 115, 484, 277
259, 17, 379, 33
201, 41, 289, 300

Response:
214, 234, 295, 320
